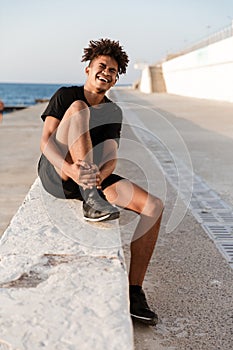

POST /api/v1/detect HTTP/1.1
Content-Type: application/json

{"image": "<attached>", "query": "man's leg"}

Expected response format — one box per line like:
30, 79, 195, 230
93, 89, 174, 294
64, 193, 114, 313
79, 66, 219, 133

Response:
104, 179, 163, 285
55, 100, 93, 179
53, 100, 119, 221
104, 179, 164, 324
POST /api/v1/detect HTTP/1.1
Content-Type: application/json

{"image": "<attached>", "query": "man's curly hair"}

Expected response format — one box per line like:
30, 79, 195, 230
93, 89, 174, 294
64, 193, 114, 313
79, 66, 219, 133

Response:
81, 38, 129, 75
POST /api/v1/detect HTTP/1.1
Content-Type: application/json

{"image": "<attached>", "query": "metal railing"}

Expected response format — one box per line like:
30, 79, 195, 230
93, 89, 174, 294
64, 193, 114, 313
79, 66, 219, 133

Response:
166, 22, 233, 61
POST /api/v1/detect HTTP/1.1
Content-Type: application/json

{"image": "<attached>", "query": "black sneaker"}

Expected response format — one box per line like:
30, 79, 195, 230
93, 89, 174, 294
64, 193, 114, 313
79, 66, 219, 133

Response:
82, 188, 120, 222
130, 286, 158, 326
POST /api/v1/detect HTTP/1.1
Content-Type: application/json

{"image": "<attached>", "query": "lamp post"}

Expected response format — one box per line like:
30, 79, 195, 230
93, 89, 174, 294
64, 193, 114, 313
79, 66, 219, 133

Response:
206, 25, 211, 45
227, 16, 233, 36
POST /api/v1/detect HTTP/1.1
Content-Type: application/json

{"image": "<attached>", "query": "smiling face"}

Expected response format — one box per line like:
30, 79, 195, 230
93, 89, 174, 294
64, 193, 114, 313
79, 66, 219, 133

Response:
85, 55, 119, 93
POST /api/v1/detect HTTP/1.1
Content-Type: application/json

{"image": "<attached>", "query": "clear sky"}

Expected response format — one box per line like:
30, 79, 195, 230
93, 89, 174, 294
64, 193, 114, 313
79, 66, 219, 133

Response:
1, 0, 233, 85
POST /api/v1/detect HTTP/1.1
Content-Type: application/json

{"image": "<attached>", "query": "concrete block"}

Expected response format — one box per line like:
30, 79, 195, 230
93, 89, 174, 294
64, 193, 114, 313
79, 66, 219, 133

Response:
0, 178, 134, 350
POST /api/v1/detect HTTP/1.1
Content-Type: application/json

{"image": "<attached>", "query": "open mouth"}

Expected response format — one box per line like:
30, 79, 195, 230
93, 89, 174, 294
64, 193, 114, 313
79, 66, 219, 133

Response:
97, 75, 111, 83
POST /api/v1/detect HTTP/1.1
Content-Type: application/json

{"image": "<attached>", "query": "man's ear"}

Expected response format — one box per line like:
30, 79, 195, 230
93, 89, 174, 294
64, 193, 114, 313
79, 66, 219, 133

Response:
115, 73, 119, 83
112, 75, 118, 85
85, 66, 90, 75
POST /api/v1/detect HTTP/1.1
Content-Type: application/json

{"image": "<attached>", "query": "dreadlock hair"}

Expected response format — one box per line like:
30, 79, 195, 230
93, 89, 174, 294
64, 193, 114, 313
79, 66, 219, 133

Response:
81, 38, 129, 75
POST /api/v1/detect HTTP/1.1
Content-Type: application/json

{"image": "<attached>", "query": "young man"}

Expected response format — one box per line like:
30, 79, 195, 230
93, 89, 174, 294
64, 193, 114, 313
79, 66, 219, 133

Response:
38, 38, 164, 325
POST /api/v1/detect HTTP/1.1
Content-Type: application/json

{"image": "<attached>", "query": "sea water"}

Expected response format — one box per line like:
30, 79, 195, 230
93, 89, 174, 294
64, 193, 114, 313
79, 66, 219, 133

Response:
0, 82, 73, 107
0, 82, 130, 109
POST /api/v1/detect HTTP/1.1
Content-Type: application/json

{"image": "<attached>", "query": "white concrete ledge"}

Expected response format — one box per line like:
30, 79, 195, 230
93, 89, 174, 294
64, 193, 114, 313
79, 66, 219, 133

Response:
0, 178, 133, 350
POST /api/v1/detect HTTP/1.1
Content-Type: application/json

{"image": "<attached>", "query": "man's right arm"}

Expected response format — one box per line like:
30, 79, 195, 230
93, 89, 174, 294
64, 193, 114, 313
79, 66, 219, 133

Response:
40, 116, 69, 173
40, 116, 99, 189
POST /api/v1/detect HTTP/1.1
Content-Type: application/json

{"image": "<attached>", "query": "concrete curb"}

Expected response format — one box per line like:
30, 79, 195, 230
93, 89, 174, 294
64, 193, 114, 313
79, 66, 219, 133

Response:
0, 178, 134, 350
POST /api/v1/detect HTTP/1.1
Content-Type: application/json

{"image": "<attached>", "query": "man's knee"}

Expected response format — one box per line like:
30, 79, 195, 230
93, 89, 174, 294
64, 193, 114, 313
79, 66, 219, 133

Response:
69, 100, 88, 113
146, 195, 164, 218
61, 100, 90, 127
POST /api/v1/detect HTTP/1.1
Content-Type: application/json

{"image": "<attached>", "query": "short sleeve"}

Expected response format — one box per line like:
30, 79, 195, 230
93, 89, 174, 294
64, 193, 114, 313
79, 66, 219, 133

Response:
102, 121, 122, 146
106, 104, 123, 146
41, 87, 73, 121
89, 103, 123, 148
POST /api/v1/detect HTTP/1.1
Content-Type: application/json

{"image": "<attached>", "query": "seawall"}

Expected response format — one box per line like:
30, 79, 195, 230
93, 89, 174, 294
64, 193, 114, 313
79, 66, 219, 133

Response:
162, 35, 233, 102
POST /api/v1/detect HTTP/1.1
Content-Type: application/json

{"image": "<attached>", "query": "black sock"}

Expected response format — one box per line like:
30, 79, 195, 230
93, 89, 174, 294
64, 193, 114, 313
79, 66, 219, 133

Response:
129, 285, 142, 294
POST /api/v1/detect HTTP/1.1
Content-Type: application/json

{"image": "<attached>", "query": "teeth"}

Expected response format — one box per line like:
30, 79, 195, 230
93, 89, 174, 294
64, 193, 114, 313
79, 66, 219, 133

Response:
98, 77, 108, 82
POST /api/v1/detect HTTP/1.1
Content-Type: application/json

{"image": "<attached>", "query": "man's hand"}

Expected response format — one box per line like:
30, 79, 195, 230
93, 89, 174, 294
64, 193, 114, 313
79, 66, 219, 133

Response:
63, 160, 101, 190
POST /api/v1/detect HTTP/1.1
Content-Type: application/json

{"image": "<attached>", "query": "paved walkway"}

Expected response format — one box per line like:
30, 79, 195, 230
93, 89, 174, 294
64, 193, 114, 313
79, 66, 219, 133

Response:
112, 88, 233, 206
110, 88, 233, 350
1, 90, 233, 349
0, 103, 45, 234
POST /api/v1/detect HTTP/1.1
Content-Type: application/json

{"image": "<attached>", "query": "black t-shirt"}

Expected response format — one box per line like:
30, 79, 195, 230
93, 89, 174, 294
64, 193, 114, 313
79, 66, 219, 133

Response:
41, 85, 123, 164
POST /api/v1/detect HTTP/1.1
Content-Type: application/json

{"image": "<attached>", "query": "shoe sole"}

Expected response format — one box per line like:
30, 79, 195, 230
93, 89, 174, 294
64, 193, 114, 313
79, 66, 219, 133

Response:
131, 313, 158, 326
83, 212, 120, 222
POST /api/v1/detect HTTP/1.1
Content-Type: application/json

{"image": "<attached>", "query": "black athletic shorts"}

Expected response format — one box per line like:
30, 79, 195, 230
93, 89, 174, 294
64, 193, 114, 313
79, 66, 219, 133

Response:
38, 154, 124, 200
